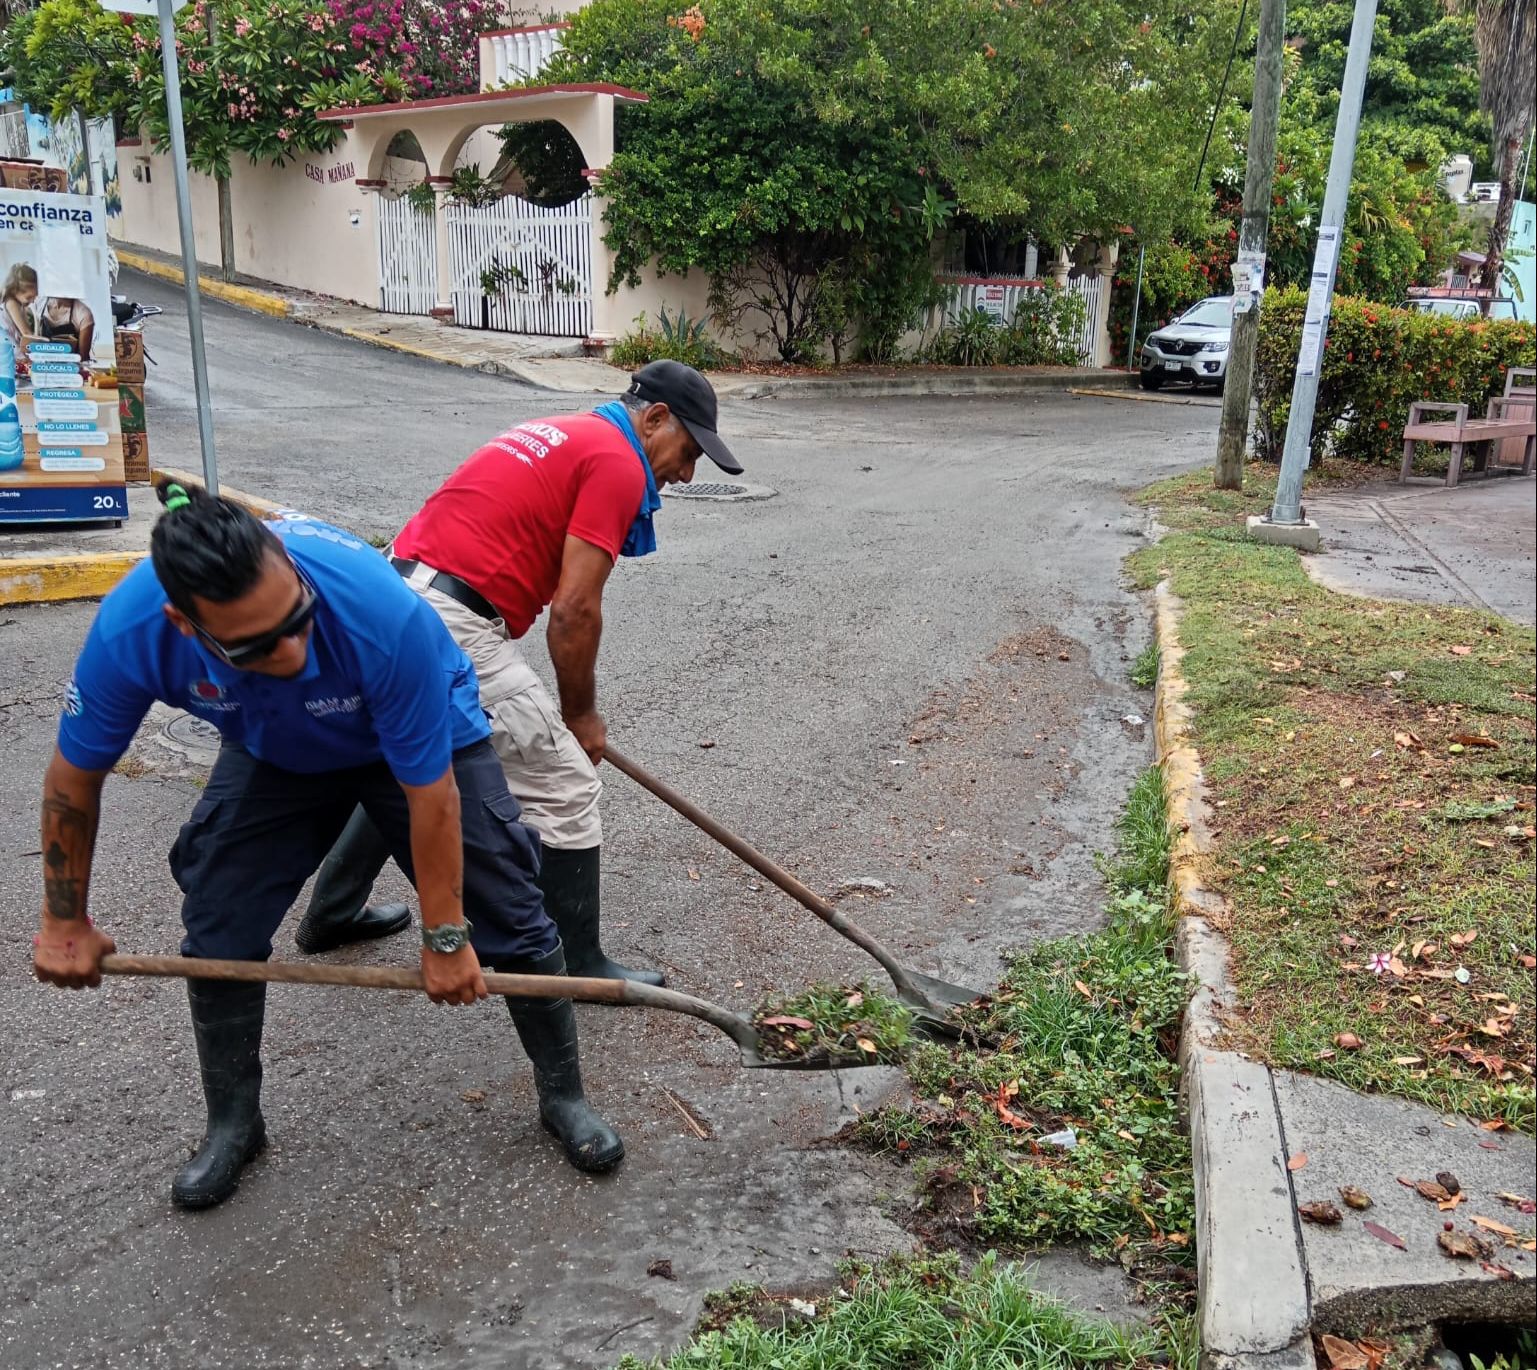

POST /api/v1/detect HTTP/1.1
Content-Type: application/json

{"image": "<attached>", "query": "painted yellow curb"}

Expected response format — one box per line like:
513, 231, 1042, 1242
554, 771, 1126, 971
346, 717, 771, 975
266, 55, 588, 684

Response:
1152, 580, 1227, 923
115, 249, 291, 318
0, 551, 149, 607
337, 327, 471, 367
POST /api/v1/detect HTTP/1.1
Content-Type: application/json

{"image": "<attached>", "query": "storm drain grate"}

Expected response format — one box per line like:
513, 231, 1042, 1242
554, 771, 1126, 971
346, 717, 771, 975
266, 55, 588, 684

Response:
669, 482, 748, 498
662, 480, 777, 502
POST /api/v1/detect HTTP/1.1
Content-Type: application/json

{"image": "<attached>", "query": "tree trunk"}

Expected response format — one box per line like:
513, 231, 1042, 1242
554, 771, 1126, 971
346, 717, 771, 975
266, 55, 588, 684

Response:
1477, 135, 1520, 312
1215, 0, 1286, 489
207, 2, 237, 283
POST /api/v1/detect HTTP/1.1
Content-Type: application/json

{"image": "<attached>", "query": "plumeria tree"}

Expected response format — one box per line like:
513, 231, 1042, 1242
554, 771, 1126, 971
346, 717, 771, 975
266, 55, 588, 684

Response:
327, 0, 500, 99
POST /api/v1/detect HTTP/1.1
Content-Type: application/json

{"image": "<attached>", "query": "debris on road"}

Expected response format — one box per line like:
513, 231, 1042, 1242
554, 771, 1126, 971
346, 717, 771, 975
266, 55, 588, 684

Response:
752, 982, 914, 1066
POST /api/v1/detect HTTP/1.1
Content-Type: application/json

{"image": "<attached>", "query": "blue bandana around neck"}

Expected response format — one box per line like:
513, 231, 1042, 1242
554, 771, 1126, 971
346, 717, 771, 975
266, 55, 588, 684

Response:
593, 400, 662, 558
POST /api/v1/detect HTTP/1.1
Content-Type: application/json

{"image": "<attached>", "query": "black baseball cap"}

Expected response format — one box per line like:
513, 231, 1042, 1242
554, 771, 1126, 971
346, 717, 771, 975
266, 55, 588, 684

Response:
627, 360, 743, 474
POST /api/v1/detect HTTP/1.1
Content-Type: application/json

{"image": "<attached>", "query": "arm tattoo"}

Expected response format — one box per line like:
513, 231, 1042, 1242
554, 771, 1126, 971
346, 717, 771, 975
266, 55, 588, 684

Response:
41, 793, 96, 922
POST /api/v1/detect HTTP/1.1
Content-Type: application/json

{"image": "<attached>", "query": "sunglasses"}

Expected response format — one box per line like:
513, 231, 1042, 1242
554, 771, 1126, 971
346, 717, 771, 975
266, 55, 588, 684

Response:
189, 567, 318, 668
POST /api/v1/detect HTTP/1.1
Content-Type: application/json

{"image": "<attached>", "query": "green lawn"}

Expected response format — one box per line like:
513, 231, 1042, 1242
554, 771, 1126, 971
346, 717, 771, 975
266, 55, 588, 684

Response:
1131, 465, 1536, 1129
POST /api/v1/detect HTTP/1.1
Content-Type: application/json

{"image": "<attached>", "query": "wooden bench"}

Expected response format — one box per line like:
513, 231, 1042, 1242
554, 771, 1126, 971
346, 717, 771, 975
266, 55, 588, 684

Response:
1399, 392, 1536, 488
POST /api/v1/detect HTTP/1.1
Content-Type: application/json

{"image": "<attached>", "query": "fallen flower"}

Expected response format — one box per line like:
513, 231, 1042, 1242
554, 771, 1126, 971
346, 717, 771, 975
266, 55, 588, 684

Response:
1299, 1201, 1342, 1225
1362, 1221, 1407, 1250
1368, 953, 1392, 976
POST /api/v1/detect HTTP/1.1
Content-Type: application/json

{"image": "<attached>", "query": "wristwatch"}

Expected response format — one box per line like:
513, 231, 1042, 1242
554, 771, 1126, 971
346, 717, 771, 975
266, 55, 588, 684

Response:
422, 921, 473, 954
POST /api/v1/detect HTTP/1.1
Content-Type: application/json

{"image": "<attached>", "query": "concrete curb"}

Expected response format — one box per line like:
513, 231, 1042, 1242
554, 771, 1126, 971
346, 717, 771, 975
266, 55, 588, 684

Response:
1153, 581, 1317, 1370
115, 249, 292, 319
1069, 386, 1223, 408
0, 469, 287, 608
709, 367, 1139, 400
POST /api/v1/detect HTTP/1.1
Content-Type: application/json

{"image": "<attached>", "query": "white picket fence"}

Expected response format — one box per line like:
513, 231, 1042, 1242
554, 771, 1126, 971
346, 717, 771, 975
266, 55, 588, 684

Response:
446, 194, 594, 337
376, 195, 438, 315
937, 273, 1104, 364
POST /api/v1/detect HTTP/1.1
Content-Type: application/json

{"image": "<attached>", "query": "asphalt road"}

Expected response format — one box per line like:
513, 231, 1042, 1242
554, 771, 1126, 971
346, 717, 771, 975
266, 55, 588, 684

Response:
0, 272, 1218, 1368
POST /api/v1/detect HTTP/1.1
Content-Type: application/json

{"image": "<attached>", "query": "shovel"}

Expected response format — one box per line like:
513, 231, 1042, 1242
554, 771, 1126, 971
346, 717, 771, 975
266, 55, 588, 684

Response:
100, 954, 883, 1072
604, 747, 985, 1025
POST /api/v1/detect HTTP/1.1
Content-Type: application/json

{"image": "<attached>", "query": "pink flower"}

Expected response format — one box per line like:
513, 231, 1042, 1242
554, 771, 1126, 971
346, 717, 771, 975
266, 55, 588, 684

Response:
234, 16, 252, 34
1368, 952, 1391, 976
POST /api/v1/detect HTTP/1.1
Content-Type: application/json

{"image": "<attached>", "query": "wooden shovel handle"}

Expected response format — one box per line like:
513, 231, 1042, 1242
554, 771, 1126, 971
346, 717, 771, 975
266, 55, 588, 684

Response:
603, 746, 931, 1003
99, 954, 761, 1054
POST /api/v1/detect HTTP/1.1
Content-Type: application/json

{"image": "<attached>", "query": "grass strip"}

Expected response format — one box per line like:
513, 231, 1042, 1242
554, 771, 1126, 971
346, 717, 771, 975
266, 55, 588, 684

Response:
616, 1252, 1188, 1370
1130, 462, 1535, 1129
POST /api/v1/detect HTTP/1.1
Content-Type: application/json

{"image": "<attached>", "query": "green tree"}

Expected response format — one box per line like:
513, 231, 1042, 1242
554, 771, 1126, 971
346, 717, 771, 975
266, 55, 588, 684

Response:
1467, 0, 1536, 299
0, 0, 136, 124
1284, 0, 1487, 172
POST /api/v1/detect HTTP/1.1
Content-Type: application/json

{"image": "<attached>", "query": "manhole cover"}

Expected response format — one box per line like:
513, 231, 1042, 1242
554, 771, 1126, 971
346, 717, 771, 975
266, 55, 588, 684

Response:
662, 481, 777, 502
164, 713, 222, 751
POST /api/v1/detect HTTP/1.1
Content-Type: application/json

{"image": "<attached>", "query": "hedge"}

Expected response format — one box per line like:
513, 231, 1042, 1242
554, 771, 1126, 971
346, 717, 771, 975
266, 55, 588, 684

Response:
1253, 286, 1536, 466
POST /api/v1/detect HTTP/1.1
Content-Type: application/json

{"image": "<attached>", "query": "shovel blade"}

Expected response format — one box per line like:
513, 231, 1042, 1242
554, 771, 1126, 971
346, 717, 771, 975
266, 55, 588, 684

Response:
902, 968, 985, 1009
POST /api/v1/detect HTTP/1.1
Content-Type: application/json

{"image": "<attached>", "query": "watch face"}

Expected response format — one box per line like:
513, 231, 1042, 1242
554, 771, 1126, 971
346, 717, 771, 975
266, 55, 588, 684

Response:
425, 924, 471, 954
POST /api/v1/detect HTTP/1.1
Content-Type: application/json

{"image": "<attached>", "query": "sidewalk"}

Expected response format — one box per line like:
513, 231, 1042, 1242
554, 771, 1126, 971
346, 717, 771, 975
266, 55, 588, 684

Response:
1146, 469, 1537, 1370
1305, 477, 1537, 627
114, 243, 1139, 399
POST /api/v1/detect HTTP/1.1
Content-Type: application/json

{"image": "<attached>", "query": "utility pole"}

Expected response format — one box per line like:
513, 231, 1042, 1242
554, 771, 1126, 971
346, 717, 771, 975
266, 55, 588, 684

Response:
1249, 0, 1376, 549
1214, 0, 1286, 490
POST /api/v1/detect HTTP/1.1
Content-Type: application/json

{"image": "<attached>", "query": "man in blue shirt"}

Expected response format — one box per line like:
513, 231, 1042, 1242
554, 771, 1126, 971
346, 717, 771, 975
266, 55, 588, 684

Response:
33, 481, 624, 1209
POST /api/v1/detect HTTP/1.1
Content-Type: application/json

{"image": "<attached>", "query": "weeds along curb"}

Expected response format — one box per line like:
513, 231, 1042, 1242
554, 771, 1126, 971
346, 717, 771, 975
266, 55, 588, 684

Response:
1153, 580, 1316, 1370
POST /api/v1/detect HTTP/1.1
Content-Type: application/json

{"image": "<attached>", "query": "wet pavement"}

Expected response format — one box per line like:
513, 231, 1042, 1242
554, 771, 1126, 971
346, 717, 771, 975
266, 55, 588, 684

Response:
1, 275, 1221, 1368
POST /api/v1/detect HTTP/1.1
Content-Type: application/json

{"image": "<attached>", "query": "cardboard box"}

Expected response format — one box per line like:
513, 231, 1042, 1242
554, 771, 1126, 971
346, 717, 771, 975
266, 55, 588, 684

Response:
123, 430, 151, 482
118, 382, 146, 434
0, 160, 68, 193
114, 329, 146, 383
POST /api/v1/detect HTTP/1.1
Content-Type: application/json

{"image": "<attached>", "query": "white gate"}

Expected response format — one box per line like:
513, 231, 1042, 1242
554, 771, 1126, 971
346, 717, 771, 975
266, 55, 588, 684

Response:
376, 195, 439, 315
1065, 273, 1104, 365
446, 193, 594, 337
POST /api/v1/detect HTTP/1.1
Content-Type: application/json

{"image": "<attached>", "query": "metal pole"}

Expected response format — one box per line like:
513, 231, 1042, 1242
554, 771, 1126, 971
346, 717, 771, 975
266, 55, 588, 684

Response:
1126, 243, 1146, 373
156, 0, 219, 494
1268, 0, 1376, 526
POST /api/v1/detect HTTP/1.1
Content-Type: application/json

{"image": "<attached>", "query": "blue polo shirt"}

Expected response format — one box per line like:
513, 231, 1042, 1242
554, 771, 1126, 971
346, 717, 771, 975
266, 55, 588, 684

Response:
58, 515, 489, 785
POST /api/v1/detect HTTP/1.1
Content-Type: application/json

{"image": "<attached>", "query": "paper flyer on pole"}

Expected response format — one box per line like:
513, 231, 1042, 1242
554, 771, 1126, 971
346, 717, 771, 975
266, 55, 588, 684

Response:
0, 189, 127, 523
1296, 226, 1341, 378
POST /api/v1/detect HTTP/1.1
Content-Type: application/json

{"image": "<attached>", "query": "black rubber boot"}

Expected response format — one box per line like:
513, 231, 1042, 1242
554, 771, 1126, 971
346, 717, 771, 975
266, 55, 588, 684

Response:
537, 844, 663, 987
501, 945, 625, 1174
296, 807, 410, 954
172, 979, 268, 1209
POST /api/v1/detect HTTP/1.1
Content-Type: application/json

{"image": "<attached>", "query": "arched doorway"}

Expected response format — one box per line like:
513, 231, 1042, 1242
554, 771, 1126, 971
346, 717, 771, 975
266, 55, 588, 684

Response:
443, 119, 594, 335
375, 130, 437, 315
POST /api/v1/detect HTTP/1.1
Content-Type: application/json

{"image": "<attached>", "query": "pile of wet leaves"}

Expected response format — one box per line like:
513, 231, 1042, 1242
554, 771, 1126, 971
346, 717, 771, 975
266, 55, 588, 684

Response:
752, 982, 915, 1066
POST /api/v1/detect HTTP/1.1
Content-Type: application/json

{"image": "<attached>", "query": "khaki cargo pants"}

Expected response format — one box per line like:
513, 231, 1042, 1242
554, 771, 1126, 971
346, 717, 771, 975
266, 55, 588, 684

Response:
397, 562, 603, 850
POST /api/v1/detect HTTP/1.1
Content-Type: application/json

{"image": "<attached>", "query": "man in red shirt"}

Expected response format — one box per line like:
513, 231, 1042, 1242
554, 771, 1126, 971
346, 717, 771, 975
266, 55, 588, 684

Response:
296, 361, 742, 987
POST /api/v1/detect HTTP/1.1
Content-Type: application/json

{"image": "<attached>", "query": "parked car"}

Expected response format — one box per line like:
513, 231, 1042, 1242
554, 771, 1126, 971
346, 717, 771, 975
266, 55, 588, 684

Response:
1139, 296, 1235, 391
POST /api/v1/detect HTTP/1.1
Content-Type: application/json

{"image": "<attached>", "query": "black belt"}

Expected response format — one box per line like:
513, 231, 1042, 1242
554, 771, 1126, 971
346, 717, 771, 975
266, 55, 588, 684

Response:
390, 557, 499, 622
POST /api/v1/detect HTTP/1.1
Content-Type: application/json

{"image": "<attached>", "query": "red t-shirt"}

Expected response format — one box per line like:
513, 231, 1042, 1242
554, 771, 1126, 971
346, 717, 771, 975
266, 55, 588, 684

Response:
391, 413, 646, 638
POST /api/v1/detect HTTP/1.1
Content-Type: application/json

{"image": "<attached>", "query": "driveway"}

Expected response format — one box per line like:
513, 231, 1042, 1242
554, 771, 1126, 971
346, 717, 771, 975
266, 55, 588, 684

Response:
0, 272, 1219, 1368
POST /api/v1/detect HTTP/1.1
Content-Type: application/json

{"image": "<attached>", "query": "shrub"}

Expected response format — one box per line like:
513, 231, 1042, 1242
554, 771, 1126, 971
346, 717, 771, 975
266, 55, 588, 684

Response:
926, 287, 1087, 367
1254, 286, 1536, 466
609, 307, 725, 371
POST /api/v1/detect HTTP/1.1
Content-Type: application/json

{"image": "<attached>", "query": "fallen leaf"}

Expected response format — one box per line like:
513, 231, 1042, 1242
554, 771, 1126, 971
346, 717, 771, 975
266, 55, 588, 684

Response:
1393, 731, 1423, 751
759, 1015, 814, 1030
1320, 1335, 1367, 1370
647, 1258, 676, 1280
1073, 979, 1094, 999
1392, 1056, 1424, 1067
855, 1037, 878, 1054
1480, 1262, 1516, 1281
1358, 1338, 1392, 1370
1449, 733, 1498, 749
460, 1089, 487, 1105
1439, 1194, 1466, 1212
688, 868, 701, 881
1339, 776, 1357, 790
1479, 1118, 1509, 1131
1496, 1192, 1535, 1213
1299, 1201, 1343, 1226
1335, 1032, 1363, 1050
1340, 1186, 1373, 1210
1287, 1152, 1309, 1172
1439, 1228, 1490, 1260
1339, 934, 1359, 950
1450, 930, 1478, 949
1363, 1221, 1407, 1250
1469, 1216, 1517, 1237
1416, 1180, 1453, 1203
994, 1082, 1031, 1131
1449, 645, 1473, 656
